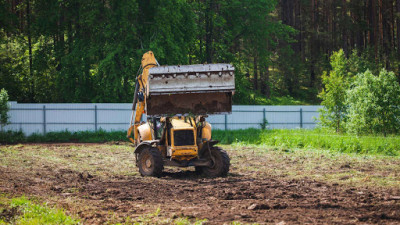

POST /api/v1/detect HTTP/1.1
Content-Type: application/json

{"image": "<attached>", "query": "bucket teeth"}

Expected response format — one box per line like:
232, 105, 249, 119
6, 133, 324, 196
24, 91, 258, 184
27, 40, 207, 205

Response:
148, 64, 235, 95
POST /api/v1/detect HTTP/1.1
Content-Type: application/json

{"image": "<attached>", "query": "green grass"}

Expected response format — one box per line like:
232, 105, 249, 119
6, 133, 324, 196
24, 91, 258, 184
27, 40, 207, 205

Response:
0, 195, 206, 225
224, 144, 400, 188
243, 94, 308, 105
0, 196, 80, 225
214, 128, 400, 156
2, 128, 400, 156
0, 130, 126, 144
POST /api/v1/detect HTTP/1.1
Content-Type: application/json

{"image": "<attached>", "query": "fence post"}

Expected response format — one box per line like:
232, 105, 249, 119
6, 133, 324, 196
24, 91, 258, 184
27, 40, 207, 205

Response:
224, 114, 227, 130
300, 108, 303, 128
94, 105, 98, 132
263, 108, 266, 130
43, 105, 46, 134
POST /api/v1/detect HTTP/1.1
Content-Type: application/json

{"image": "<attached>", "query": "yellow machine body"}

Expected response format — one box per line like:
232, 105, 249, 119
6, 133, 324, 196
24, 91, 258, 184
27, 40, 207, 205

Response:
169, 118, 198, 160
201, 122, 212, 140
137, 123, 152, 141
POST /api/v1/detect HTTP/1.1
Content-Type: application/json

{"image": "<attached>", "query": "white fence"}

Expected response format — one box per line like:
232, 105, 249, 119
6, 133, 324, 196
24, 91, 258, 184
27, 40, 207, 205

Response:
4, 102, 322, 135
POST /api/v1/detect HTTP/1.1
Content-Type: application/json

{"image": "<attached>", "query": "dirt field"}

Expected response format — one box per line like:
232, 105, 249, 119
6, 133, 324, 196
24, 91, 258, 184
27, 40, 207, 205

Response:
1, 143, 400, 224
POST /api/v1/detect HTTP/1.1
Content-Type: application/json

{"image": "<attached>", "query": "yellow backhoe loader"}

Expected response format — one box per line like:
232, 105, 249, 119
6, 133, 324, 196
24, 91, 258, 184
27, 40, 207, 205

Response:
127, 51, 235, 177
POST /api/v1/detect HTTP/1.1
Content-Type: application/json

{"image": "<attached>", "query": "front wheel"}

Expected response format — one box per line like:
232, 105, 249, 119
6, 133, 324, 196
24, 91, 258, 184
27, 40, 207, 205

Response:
200, 147, 230, 177
137, 148, 164, 177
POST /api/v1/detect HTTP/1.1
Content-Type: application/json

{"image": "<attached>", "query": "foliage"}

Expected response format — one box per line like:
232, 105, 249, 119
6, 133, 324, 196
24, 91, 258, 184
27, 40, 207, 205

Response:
318, 50, 352, 133
0, 130, 25, 143
3, 1, 400, 105
318, 50, 400, 136
346, 69, 400, 136
0, 0, 304, 105
213, 128, 400, 156
0, 130, 126, 144
0, 196, 80, 224
259, 117, 269, 130
0, 89, 9, 128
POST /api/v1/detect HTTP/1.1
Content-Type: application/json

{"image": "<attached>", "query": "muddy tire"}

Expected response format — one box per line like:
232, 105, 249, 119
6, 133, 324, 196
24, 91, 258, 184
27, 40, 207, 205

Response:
201, 147, 230, 177
137, 148, 164, 177
194, 166, 203, 175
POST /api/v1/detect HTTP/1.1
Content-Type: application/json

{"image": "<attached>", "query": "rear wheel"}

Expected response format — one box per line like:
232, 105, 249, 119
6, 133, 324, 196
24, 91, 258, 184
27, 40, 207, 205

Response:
201, 147, 230, 177
138, 148, 164, 177
194, 166, 203, 175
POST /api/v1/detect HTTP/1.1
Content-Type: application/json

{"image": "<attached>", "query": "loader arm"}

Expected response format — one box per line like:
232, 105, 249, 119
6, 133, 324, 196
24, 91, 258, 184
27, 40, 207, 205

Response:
127, 51, 158, 144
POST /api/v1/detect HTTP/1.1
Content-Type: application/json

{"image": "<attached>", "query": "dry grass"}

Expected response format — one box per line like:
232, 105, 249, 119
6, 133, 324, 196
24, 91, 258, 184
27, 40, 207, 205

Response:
1, 143, 399, 190
0, 143, 138, 179
225, 144, 400, 189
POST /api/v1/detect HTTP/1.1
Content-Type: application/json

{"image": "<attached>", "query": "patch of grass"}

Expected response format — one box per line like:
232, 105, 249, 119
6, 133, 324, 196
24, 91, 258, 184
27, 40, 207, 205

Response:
255, 95, 307, 105
0, 130, 126, 144
27, 130, 126, 143
0, 196, 80, 225
0, 195, 207, 225
2, 128, 400, 156
214, 128, 400, 156
0, 143, 138, 179
224, 144, 400, 189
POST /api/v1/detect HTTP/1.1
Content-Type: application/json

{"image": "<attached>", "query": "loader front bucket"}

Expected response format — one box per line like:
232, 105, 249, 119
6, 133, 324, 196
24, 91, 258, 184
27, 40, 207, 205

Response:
147, 64, 235, 116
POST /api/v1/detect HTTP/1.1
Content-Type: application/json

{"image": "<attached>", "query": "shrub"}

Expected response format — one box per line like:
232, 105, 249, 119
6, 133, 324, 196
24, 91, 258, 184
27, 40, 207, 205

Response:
0, 130, 25, 143
346, 69, 400, 136
0, 88, 10, 129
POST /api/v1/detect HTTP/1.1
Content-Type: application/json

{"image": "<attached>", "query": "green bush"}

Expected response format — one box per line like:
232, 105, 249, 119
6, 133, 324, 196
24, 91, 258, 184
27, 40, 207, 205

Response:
346, 69, 400, 136
0, 88, 9, 129
319, 50, 400, 137
0, 130, 25, 143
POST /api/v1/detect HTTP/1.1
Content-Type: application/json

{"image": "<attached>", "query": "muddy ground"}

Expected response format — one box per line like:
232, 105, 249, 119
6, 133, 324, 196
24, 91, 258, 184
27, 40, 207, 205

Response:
0, 143, 399, 224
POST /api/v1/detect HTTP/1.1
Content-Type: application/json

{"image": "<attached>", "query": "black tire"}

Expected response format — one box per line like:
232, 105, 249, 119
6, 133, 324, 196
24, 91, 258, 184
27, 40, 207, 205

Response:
201, 147, 230, 177
137, 148, 164, 177
194, 166, 203, 175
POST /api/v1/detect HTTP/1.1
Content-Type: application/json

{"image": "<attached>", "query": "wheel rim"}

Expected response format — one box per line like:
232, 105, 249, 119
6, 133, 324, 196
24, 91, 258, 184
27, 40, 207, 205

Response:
145, 158, 152, 168
141, 153, 153, 174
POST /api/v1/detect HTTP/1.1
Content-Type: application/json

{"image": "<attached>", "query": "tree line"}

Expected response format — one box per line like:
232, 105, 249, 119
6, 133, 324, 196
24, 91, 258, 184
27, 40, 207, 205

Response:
1, 0, 400, 104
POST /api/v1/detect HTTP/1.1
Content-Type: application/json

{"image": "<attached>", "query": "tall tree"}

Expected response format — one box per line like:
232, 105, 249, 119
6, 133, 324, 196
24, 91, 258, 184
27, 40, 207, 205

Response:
26, 0, 33, 101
